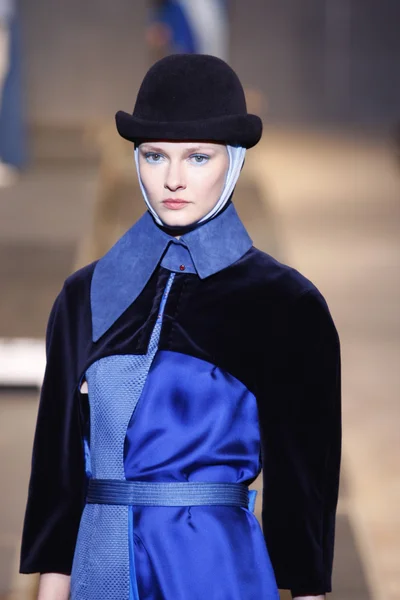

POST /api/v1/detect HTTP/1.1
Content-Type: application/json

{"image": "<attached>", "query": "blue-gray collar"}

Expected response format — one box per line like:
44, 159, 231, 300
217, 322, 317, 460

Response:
91, 202, 252, 341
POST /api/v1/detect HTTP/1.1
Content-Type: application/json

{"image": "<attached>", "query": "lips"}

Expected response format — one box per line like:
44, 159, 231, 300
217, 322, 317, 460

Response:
162, 199, 190, 210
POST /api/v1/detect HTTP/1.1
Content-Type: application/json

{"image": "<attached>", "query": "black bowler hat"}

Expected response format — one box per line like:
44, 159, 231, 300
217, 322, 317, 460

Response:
115, 54, 262, 149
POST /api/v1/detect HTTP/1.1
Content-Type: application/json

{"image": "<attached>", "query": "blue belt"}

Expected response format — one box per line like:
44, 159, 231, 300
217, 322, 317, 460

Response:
87, 479, 253, 509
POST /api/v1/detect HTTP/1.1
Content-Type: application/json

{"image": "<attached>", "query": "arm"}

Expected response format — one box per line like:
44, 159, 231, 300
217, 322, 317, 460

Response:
258, 288, 342, 596
37, 573, 70, 600
292, 596, 325, 600
20, 286, 87, 575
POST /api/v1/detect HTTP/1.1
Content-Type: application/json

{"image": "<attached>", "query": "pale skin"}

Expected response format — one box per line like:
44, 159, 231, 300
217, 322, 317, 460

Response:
138, 140, 230, 229
37, 141, 324, 600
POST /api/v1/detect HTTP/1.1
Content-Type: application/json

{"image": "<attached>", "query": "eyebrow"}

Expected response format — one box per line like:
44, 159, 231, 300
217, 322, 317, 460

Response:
139, 144, 167, 153
140, 144, 215, 154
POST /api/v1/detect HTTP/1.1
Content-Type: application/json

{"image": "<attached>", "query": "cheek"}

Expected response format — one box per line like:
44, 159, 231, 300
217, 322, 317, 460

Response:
192, 167, 226, 196
216, 167, 228, 191
140, 164, 163, 198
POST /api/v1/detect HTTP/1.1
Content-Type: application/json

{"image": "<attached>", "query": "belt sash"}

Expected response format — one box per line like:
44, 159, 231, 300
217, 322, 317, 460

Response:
87, 478, 254, 509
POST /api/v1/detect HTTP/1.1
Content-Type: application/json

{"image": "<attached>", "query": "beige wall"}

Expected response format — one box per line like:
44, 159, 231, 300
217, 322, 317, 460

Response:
230, 0, 400, 128
19, 0, 149, 125
18, 0, 400, 128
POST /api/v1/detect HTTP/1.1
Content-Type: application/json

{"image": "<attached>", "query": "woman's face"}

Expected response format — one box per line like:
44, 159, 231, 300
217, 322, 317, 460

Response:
138, 141, 229, 227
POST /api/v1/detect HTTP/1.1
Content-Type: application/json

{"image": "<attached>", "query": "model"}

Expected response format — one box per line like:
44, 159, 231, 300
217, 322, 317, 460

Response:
20, 54, 341, 600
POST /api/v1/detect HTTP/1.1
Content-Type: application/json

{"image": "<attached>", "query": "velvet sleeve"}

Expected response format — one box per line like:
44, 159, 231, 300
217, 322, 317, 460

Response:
19, 286, 87, 574
258, 288, 342, 596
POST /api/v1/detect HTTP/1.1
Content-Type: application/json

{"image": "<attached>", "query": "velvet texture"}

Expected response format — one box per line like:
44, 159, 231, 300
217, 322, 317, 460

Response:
91, 203, 252, 341
20, 247, 341, 596
115, 54, 262, 148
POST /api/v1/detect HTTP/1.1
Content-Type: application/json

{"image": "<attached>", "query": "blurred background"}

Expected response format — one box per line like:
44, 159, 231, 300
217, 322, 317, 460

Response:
0, 1, 399, 599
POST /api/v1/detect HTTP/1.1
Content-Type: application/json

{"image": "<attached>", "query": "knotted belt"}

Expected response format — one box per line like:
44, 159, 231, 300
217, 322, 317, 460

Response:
87, 478, 254, 509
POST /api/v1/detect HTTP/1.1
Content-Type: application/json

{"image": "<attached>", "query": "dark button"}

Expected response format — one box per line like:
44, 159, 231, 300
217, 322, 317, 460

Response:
179, 265, 186, 271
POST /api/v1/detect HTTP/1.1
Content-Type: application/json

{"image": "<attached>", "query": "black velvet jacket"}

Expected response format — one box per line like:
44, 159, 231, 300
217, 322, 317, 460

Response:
20, 208, 341, 598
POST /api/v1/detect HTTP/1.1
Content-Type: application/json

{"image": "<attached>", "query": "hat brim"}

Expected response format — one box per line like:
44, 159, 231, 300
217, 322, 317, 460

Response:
115, 111, 262, 149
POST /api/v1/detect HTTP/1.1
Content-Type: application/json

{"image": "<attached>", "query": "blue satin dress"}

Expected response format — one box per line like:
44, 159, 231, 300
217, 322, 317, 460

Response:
70, 252, 280, 599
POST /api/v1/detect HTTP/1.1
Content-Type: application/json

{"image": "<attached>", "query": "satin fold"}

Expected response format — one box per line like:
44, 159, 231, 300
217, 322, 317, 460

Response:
124, 350, 279, 599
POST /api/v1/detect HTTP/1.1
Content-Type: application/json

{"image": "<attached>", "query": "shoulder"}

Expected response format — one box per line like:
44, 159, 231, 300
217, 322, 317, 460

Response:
248, 249, 339, 341
46, 261, 98, 338
248, 247, 338, 337
63, 260, 98, 296
50, 260, 98, 312
241, 246, 321, 303
42, 262, 99, 365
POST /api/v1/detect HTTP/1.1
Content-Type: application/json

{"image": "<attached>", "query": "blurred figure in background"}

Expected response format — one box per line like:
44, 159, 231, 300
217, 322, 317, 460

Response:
0, 0, 11, 89
147, 0, 228, 60
0, 0, 14, 185
0, 0, 25, 187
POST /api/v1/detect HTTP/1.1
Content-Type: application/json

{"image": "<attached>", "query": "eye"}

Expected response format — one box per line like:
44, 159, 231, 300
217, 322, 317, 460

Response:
144, 152, 165, 164
189, 154, 210, 165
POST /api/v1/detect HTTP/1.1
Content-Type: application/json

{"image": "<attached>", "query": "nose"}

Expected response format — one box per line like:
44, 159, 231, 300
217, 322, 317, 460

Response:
164, 160, 186, 192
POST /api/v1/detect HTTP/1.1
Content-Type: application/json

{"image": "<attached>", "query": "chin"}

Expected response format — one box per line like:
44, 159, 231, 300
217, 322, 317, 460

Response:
157, 207, 201, 228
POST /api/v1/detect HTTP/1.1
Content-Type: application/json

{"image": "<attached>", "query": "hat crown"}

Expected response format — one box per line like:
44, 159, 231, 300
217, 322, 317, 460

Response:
133, 54, 247, 122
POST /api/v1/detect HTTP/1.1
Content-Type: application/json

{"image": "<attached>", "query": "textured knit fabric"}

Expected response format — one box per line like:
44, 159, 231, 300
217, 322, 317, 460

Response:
70, 275, 175, 600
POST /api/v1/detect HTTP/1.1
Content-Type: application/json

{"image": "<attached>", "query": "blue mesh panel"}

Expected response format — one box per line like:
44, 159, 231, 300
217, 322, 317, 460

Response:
70, 274, 175, 600
70, 504, 96, 598
86, 352, 154, 480
71, 505, 130, 600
